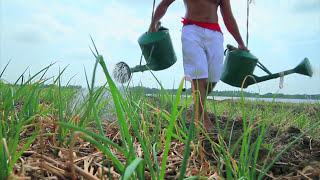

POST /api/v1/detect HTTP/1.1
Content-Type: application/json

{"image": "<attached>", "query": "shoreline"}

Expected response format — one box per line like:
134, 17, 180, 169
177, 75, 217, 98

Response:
209, 96, 319, 104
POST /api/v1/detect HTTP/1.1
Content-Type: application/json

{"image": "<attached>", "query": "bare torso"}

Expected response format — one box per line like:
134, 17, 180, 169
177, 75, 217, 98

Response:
183, 0, 220, 23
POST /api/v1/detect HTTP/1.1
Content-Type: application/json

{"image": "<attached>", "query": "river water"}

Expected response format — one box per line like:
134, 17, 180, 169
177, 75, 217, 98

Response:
211, 96, 319, 104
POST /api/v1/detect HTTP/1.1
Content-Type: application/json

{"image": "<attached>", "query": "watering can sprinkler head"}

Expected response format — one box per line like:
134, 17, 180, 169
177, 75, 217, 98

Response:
221, 44, 313, 88
293, 58, 313, 77
112, 62, 150, 84
112, 62, 131, 84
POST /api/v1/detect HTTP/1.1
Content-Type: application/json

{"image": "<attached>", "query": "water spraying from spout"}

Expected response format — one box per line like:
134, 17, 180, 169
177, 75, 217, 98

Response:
311, 65, 320, 77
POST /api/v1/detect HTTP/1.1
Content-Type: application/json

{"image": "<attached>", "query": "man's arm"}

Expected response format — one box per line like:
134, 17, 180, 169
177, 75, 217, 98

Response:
220, 0, 248, 50
150, 0, 175, 32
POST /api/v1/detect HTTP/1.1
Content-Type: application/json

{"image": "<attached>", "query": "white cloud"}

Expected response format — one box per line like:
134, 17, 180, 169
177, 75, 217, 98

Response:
13, 30, 46, 44
292, 0, 320, 13
32, 13, 75, 35
101, 3, 149, 43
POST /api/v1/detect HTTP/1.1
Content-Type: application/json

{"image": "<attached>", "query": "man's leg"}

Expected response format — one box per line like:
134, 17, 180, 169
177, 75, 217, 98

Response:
192, 78, 217, 130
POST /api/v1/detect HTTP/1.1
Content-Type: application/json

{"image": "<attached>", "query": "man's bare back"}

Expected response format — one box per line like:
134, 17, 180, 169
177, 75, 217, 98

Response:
151, 0, 246, 50
183, 0, 220, 23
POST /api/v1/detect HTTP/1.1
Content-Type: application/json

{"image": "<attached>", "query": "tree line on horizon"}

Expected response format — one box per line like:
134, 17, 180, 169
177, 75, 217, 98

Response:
129, 86, 320, 100
2, 81, 318, 100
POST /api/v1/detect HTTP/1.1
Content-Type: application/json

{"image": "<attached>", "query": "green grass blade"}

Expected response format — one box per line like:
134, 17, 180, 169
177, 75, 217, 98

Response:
84, 64, 104, 136
152, 143, 160, 179
96, 54, 133, 154
178, 94, 195, 180
57, 69, 64, 143
122, 158, 143, 180
82, 135, 125, 173
8, 125, 40, 173
159, 78, 185, 179
0, 59, 12, 78
0, 139, 9, 179
13, 66, 29, 85
56, 122, 127, 156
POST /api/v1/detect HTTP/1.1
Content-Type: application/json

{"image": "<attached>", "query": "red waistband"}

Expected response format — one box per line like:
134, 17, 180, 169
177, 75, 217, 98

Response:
182, 17, 222, 33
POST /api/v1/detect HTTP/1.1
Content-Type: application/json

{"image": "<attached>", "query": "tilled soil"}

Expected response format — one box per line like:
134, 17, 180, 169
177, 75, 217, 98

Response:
204, 116, 320, 179
180, 103, 320, 179
9, 100, 320, 179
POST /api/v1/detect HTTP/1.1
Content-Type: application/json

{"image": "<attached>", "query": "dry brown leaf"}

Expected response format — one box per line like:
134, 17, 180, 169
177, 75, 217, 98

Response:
208, 171, 224, 180
8, 174, 31, 180
302, 165, 316, 174
83, 157, 94, 173
137, 144, 143, 158
191, 169, 202, 175
58, 150, 63, 158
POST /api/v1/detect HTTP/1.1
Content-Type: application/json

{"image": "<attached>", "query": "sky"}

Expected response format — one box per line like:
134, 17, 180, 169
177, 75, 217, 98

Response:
1, 0, 320, 95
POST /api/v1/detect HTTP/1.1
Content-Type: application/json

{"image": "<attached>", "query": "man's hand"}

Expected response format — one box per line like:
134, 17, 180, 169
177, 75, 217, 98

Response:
148, 24, 156, 33
149, 0, 174, 33
149, 21, 161, 33
238, 44, 249, 51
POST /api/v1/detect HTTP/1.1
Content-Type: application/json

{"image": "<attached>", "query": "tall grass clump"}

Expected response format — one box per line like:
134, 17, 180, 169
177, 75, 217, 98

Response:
0, 62, 83, 179
56, 40, 200, 179
199, 78, 320, 180
0, 64, 52, 179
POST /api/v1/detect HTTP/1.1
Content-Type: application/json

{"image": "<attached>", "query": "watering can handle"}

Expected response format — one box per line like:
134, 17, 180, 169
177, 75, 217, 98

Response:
225, 44, 273, 76
226, 44, 238, 51
257, 61, 272, 75
224, 44, 238, 56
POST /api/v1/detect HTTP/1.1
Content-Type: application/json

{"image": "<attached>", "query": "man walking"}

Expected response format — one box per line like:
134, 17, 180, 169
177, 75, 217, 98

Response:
150, 0, 248, 131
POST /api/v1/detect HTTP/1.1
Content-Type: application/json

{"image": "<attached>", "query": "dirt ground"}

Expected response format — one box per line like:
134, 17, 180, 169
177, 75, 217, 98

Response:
10, 100, 320, 179
203, 114, 320, 179
180, 101, 320, 179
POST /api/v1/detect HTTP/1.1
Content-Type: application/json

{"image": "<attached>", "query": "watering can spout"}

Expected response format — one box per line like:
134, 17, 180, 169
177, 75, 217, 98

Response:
245, 58, 313, 87
221, 45, 313, 88
130, 65, 149, 73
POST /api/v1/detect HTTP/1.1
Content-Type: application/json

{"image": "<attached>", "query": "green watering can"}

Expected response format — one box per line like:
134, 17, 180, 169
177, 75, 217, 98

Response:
220, 44, 313, 88
113, 27, 177, 83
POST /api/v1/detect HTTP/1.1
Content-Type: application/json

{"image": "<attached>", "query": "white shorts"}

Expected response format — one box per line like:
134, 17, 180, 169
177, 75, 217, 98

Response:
181, 24, 224, 82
